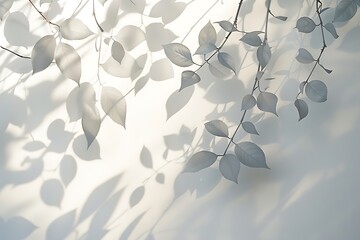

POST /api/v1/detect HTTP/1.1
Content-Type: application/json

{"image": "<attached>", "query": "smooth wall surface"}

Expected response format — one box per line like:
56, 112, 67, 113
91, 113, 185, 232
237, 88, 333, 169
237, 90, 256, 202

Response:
0, 0, 359, 239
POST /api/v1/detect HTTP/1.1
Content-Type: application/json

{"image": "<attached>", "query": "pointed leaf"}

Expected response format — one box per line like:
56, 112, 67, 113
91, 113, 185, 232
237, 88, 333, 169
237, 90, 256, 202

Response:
163, 43, 194, 67
305, 80, 327, 102
183, 151, 218, 172
294, 99, 308, 121
134, 74, 149, 95
31, 35, 56, 74
149, 58, 174, 81
194, 43, 217, 55
204, 119, 229, 137
240, 32, 262, 47
60, 155, 77, 187
101, 87, 126, 127
241, 94, 256, 110
216, 20, 238, 32
198, 21, 217, 45
333, 0, 357, 22
4, 217, 37, 240
180, 70, 200, 91
166, 86, 194, 120
235, 142, 269, 168
60, 18, 93, 40
111, 41, 125, 64
218, 52, 236, 74
101, 54, 141, 78
324, 23, 339, 39
257, 92, 278, 116
296, 48, 315, 64
242, 121, 259, 135
55, 43, 81, 84
82, 106, 101, 148
296, 17, 316, 33
140, 146, 152, 169
257, 43, 271, 69
129, 186, 145, 207
219, 154, 240, 183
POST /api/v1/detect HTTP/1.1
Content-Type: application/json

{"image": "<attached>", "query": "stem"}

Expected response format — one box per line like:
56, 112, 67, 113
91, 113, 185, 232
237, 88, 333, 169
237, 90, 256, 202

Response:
93, 0, 104, 32
28, 0, 60, 29
0, 46, 31, 59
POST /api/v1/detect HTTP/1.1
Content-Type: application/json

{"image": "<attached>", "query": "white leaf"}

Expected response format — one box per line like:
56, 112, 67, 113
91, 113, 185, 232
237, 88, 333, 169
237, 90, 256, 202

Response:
294, 99, 309, 121
134, 74, 149, 95
60, 18, 93, 40
78, 82, 96, 114
333, 0, 357, 22
163, 43, 194, 67
296, 48, 315, 64
101, 54, 141, 78
140, 146, 153, 169
111, 41, 125, 64
0, 0, 13, 20
204, 119, 229, 137
240, 32, 262, 47
219, 154, 240, 183
82, 105, 101, 148
305, 80, 327, 102
183, 151, 218, 172
31, 35, 56, 74
208, 60, 232, 78
241, 94, 256, 110
149, 58, 174, 81
55, 43, 81, 84
198, 21, 217, 45
257, 92, 278, 116
194, 43, 217, 55
324, 23, 339, 39
40, 179, 64, 207
242, 121, 259, 135
116, 25, 146, 51
296, 17, 316, 33
180, 70, 200, 91
101, 86, 126, 127
218, 52, 236, 74
257, 43, 271, 69
60, 155, 77, 187
235, 142, 269, 168
216, 20, 238, 32
166, 86, 194, 120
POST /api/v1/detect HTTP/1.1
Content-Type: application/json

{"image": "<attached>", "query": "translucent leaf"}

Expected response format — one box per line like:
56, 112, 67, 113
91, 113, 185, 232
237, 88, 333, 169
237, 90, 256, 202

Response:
242, 121, 259, 135
235, 142, 269, 168
194, 43, 217, 55
219, 154, 240, 183
55, 43, 81, 84
257, 92, 278, 116
275, 15, 287, 21
101, 87, 126, 128
183, 151, 218, 173
129, 186, 145, 207
296, 17, 316, 33
111, 41, 125, 64
23, 141, 46, 151
155, 173, 165, 184
180, 70, 200, 91
60, 155, 77, 187
40, 179, 64, 207
116, 25, 146, 51
299, 81, 306, 94
101, 54, 141, 78
216, 20, 238, 32
294, 99, 308, 121
208, 60, 232, 78
82, 106, 101, 148
218, 52, 236, 74
60, 18, 93, 40
204, 119, 229, 137
240, 32, 262, 47
31, 35, 56, 74
0, 1, 13, 20
241, 94, 256, 110
324, 23, 339, 39
296, 48, 315, 64
333, 0, 357, 22
140, 146, 153, 169
198, 21, 217, 45
163, 43, 194, 67
257, 43, 271, 69
166, 86, 194, 120
134, 74, 149, 95
305, 80, 327, 102
149, 58, 174, 81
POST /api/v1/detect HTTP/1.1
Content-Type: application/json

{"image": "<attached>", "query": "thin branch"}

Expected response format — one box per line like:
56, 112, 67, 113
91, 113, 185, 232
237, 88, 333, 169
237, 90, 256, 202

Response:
93, 0, 104, 32
0, 46, 31, 59
28, 0, 60, 29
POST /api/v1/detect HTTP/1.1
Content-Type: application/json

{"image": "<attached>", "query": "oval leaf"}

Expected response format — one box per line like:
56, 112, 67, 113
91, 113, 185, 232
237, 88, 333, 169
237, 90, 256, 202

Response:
257, 43, 271, 69
23, 141, 46, 151
140, 146, 153, 169
294, 99, 309, 121
241, 94, 256, 110
116, 25, 146, 51
198, 21, 217, 45
194, 43, 217, 55
40, 179, 64, 207
129, 186, 145, 207
55, 43, 81, 84
31, 35, 56, 74
219, 154, 240, 183
163, 43, 194, 67
257, 92, 278, 116
305, 80, 327, 102
240, 32, 262, 47
333, 0, 357, 23
60, 155, 77, 187
166, 86, 194, 120
183, 151, 218, 173
155, 173, 165, 184
111, 41, 125, 64
242, 121, 259, 135
324, 23, 339, 39
296, 48, 315, 64
235, 142, 269, 168
82, 105, 101, 148
101, 87, 126, 128
296, 17, 316, 33
60, 18, 93, 40
149, 58, 174, 81
3, 217, 37, 240
218, 52, 236, 74
180, 70, 200, 91
204, 119, 229, 137
216, 20, 238, 32
134, 74, 149, 95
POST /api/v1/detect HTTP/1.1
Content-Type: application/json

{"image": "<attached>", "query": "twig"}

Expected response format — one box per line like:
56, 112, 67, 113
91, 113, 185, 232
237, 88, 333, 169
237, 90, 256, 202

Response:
28, 0, 60, 29
0, 46, 31, 59
92, 0, 104, 32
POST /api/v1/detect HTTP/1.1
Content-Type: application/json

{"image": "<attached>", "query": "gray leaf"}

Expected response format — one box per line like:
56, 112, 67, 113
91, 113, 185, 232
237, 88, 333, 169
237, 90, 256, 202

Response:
240, 32, 262, 47
242, 121, 259, 135
0, 1, 12, 20
218, 52, 236, 74
116, 25, 146, 51
235, 142, 269, 168
166, 86, 194, 120
55, 43, 81, 84
23, 141, 46, 151
82, 105, 101, 148
149, 58, 174, 81
241, 94, 257, 110
296, 17, 316, 33
101, 54, 141, 78
194, 43, 217, 55
40, 179, 64, 207
294, 99, 309, 121
183, 151, 218, 173
305, 80, 327, 102
60, 18, 93, 40
163, 43, 194, 67
101, 87, 126, 128
219, 154, 240, 183
111, 41, 125, 64
257, 43, 271, 69
216, 20, 238, 32
129, 186, 145, 207
257, 92, 278, 116
256, 71, 264, 80
333, 0, 357, 22
180, 70, 200, 91
198, 21, 217, 45
204, 119, 229, 137
134, 74, 149, 95
31, 35, 56, 74
324, 23, 339, 39
155, 173, 165, 184
296, 48, 315, 64
140, 146, 153, 169
60, 155, 77, 187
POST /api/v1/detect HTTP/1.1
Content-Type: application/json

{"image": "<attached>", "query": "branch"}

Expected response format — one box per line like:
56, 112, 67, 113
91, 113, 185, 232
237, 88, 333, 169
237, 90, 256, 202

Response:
28, 0, 60, 29
92, 0, 104, 32
0, 46, 31, 59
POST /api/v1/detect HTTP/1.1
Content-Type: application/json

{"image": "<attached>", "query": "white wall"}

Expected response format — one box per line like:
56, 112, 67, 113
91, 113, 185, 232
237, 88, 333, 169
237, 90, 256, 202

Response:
1, 0, 359, 239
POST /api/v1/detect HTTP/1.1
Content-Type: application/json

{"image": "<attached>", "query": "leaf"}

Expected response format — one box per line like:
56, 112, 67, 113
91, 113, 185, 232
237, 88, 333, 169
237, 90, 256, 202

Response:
305, 80, 327, 102
60, 18, 93, 40
111, 41, 125, 64
194, 43, 217, 55
296, 17, 316, 33
257, 43, 271, 69
140, 146, 153, 169
274, 15, 287, 21
46, 210, 76, 240
241, 94, 256, 110
155, 173, 165, 184
101, 54, 141, 78
294, 99, 309, 121
183, 151, 218, 173
116, 25, 146, 51
180, 70, 200, 91
101, 87, 126, 128
82, 106, 101, 148
166, 86, 194, 120
23, 141, 46, 151
235, 142, 269, 168
218, 52, 236, 74
0, 0, 13, 20
242, 121, 259, 135
324, 23, 339, 39
98, 0, 108, 5
216, 20, 238, 32
256, 71, 264, 80
149, 58, 174, 81
333, 0, 357, 22
219, 154, 240, 183
163, 43, 194, 67
257, 92, 278, 116
55, 43, 82, 84
40, 179, 64, 207
31, 35, 56, 74
3, 217, 37, 240
129, 186, 145, 207
134, 74, 149, 95
60, 155, 77, 187
240, 32, 262, 47
204, 119, 229, 137
296, 48, 315, 64
198, 21, 217, 45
